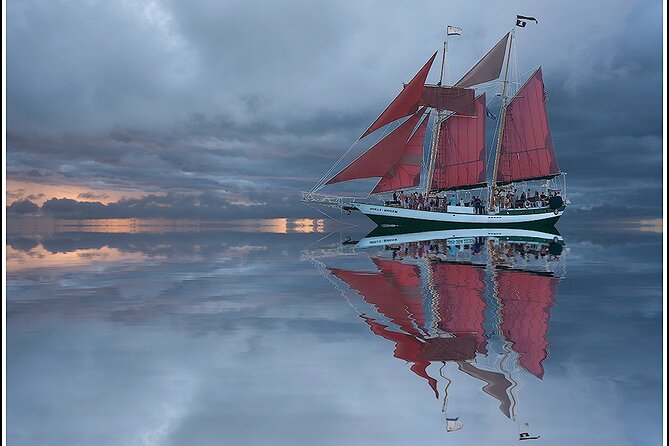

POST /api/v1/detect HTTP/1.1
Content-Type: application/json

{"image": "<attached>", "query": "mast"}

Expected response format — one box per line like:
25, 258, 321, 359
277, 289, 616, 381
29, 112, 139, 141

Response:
489, 29, 515, 210
439, 35, 448, 85
426, 30, 450, 196
425, 114, 442, 196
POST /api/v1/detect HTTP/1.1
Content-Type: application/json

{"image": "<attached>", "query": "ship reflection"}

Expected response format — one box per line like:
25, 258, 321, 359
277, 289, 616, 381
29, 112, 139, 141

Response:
314, 227, 566, 439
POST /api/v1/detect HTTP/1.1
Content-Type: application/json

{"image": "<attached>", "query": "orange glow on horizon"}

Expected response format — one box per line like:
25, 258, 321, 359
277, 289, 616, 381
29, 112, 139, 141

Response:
636, 218, 663, 233
7, 180, 149, 206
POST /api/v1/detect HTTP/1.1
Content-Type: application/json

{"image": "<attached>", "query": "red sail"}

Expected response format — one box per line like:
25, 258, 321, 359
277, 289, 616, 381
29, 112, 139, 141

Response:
372, 113, 428, 194
455, 33, 510, 88
421, 85, 476, 116
326, 108, 426, 186
431, 94, 487, 191
431, 262, 488, 354
496, 68, 560, 184
496, 270, 558, 378
360, 52, 437, 139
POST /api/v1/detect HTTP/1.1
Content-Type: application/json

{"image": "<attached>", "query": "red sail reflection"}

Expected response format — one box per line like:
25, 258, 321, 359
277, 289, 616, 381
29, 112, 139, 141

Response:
326, 237, 561, 406
328, 263, 424, 338
329, 258, 486, 396
496, 269, 558, 378
431, 262, 488, 354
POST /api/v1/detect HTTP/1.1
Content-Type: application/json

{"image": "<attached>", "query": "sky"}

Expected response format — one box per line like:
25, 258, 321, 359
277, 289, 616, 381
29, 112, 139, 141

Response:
5, 0, 665, 220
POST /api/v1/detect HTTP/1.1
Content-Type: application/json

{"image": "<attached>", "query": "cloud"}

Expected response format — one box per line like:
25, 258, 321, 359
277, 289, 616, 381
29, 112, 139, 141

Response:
36, 190, 308, 220
7, 199, 40, 215
77, 192, 110, 201
5, 0, 664, 220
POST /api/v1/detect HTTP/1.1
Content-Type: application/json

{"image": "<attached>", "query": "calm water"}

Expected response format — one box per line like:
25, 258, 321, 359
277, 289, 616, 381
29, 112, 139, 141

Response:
6, 218, 663, 445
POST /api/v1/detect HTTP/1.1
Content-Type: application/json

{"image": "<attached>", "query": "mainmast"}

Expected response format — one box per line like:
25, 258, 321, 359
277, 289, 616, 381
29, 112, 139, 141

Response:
489, 29, 515, 210
425, 115, 442, 196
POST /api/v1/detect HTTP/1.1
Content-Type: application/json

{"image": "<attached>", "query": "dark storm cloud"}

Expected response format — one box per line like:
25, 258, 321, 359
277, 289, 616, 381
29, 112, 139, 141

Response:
6, 0, 664, 219
36, 190, 309, 220
7, 199, 40, 215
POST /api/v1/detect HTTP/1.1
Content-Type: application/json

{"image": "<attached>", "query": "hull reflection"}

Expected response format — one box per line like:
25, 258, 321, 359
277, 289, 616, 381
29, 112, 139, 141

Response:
312, 227, 566, 439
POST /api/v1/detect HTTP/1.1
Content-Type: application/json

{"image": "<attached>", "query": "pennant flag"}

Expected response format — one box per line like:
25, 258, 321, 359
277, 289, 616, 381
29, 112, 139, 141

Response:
485, 106, 497, 119
516, 15, 538, 27
447, 25, 462, 36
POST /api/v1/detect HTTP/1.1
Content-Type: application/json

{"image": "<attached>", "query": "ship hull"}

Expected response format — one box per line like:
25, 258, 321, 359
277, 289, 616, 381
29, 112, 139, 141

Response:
355, 203, 564, 230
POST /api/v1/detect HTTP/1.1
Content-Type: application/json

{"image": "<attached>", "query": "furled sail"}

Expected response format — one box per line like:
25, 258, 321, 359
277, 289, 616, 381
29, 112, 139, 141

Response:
430, 261, 488, 354
496, 269, 558, 379
496, 68, 560, 185
372, 113, 429, 194
455, 33, 510, 88
360, 52, 437, 139
421, 85, 476, 116
431, 94, 487, 191
326, 108, 427, 187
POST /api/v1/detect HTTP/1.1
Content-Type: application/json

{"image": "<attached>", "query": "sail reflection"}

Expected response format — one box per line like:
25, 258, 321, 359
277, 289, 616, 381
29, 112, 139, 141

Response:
313, 227, 566, 438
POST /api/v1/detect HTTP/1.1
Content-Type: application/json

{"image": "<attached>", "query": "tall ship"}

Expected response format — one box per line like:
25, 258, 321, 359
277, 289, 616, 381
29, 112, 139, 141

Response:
306, 227, 566, 438
303, 18, 567, 229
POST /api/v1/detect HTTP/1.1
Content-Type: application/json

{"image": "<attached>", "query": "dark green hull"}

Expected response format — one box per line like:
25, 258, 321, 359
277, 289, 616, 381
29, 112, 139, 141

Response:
364, 224, 563, 239
363, 213, 562, 231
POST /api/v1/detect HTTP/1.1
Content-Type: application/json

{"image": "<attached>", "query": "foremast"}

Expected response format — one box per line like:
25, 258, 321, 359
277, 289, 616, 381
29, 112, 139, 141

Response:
425, 31, 510, 198
424, 29, 453, 196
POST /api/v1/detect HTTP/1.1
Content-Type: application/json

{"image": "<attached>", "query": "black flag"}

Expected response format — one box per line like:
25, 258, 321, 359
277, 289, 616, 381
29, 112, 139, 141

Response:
516, 15, 538, 27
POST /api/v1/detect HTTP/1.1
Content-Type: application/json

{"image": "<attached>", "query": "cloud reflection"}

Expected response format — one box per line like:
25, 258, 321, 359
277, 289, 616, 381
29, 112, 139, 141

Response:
5, 225, 663, 445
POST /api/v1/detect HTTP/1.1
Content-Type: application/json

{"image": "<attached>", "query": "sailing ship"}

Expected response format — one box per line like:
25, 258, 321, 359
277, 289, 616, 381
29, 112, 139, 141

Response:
303, 19, 567, 229
308, 227, 565, 438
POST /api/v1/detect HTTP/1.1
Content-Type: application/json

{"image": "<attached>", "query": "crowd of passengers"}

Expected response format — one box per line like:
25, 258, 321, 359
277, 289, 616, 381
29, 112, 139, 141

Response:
389, 188, 559, 213
497, 189, 559, 210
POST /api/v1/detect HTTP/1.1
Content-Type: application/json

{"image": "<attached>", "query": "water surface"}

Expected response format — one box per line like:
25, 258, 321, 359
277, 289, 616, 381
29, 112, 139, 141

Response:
6, 219, 663, 445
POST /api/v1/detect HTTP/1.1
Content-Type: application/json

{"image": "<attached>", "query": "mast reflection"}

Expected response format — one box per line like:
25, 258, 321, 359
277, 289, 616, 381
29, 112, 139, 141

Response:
316, 227, 566, 439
